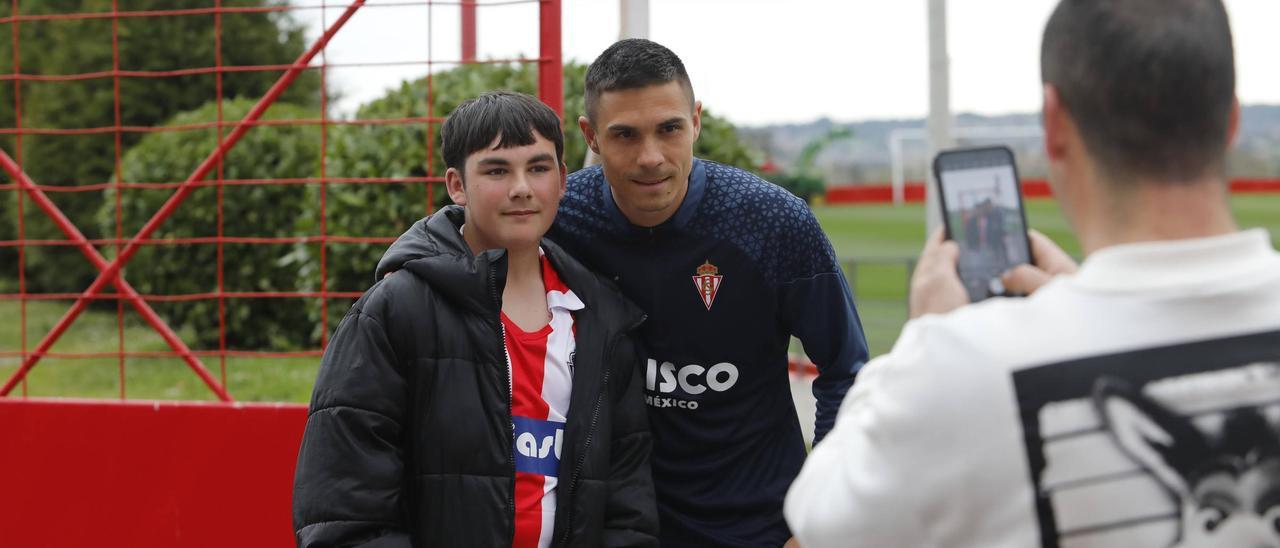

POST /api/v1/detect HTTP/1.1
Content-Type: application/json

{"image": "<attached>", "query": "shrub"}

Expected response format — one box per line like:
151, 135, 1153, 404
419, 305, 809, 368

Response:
99, 99, 320, 350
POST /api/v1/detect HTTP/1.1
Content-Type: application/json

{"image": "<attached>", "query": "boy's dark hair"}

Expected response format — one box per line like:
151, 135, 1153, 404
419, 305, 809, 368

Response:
440, 91, 564, 177
584, 38, 695, 122
1041, 0, 1235, 184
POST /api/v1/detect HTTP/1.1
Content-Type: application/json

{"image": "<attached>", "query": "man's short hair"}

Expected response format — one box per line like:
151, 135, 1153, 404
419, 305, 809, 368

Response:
1041, 0, 1235, 183
440, 91, 564, 176
583, 38, 695, 122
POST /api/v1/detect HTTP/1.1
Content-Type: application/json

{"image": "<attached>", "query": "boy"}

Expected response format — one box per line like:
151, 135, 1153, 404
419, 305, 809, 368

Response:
294, 91, 658, 547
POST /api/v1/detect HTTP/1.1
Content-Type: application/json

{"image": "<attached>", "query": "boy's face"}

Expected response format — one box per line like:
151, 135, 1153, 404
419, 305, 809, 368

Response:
445, 131, 566, 255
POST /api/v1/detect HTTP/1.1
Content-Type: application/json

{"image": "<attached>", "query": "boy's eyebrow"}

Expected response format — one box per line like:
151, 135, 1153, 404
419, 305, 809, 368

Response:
526, 153, 555, 164
475, 157, 511, 166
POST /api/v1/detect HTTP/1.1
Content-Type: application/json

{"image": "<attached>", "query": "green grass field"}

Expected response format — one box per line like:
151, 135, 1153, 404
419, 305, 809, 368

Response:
3, 195, 1278, 402
0, 302, 318, 402
818, 194, 1280, 357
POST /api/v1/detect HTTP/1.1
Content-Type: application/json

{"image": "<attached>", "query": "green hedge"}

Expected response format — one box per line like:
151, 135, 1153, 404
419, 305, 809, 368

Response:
98, 99, 320, 350
85, 62, 759, 350
763, 173, 826, 204
0, 0, 319, 297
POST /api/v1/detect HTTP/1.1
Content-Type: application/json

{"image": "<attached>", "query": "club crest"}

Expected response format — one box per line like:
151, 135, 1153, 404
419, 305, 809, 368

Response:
691, 260, 723, 311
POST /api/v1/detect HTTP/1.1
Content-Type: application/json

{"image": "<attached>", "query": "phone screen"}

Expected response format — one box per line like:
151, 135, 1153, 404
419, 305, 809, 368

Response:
935, 147, 1032, 302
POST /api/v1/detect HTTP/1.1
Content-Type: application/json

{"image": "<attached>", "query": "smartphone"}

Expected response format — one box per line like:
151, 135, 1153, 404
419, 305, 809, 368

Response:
932, 146, 1034, 302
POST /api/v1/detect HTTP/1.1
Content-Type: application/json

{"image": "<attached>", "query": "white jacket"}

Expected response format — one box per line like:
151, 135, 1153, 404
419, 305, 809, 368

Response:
786, 229, 1280, 548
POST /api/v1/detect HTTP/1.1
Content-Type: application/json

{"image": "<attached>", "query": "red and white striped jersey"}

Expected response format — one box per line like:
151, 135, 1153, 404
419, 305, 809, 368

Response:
503, 251, 583, 548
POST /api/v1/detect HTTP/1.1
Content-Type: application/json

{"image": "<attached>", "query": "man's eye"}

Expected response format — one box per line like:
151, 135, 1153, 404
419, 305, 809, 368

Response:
661, 124, 681, 133
485, 168, 507, 176
530, 165, 550, 173
613, 130, 632, 139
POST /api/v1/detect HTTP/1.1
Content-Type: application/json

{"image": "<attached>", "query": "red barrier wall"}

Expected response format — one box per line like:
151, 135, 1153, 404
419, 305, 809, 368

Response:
0, 398, 308, 548
826, 178, 1280, 204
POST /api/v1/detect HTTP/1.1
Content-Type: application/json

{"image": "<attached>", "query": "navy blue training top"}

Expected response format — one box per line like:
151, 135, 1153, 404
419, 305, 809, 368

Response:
549, 159, 869, 547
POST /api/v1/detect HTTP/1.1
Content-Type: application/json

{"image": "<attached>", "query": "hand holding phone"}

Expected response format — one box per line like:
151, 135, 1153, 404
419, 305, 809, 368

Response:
1000, 229, 1079, 295
909, 228, 971, 319
932, 146, 1034, 302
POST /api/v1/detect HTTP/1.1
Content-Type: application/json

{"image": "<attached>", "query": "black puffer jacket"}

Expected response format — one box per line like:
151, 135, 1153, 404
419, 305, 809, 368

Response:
293, 206, 658, 547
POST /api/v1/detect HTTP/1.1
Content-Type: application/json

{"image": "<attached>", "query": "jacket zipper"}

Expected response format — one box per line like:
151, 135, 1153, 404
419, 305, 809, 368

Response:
557, 314, 646, 547
491, 265, 518, 546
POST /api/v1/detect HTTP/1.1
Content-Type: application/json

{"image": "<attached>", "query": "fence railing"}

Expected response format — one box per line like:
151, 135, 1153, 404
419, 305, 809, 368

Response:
0, 0, 563, 402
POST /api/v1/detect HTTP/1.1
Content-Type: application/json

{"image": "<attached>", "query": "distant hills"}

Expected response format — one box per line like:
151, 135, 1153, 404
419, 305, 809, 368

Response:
738, 104, 1280, 185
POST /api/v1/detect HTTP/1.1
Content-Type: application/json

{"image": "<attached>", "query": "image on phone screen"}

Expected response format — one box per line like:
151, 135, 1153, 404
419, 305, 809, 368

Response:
935, 147, 1032, 302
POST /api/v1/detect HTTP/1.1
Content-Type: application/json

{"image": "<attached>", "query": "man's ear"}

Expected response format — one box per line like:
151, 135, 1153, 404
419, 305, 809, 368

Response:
1227, 96, 1241, 147
578, 115, 599, 155
559, 162, 568, 196
445, 167, 467, 206
1042, 84, 1070, 164
691, 99, 703, 142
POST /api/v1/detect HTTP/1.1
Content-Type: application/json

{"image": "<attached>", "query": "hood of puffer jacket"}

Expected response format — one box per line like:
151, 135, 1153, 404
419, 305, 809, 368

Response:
374, 205, 645, 324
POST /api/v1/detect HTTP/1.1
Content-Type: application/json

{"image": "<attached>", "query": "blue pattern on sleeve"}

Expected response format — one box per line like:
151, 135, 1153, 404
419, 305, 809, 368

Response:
687, 162, 840, 286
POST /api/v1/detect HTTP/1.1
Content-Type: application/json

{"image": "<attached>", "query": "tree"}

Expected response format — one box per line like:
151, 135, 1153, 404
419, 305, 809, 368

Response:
0, 0, 319, 295
764, 127, 854, 203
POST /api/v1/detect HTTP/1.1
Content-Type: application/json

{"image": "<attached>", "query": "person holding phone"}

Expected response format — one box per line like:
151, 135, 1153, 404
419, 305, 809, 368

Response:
785, 1, 1280, 546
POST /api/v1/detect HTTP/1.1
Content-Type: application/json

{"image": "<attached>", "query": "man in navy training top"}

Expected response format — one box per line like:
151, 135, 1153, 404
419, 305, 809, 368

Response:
549, 39, 870, 548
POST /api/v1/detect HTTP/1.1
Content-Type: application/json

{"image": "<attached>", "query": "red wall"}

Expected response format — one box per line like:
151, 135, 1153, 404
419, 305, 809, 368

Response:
0, 398, 308, 548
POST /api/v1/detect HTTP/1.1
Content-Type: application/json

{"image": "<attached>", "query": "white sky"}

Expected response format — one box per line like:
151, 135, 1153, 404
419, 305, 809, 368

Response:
297, 0, 1280, 126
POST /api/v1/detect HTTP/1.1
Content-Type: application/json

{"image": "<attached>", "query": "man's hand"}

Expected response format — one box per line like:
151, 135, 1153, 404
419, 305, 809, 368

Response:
908, 228, 969, 319
999, 229, 1078, 295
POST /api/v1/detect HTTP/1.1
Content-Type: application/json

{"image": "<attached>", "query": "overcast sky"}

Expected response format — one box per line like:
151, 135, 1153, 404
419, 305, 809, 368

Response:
297, 0, 1280, 126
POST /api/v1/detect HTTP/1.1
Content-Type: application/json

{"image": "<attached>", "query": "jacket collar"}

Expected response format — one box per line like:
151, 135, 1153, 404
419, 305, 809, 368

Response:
1071, 229, 1279, 293
375, 205, 507, 315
